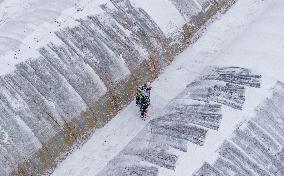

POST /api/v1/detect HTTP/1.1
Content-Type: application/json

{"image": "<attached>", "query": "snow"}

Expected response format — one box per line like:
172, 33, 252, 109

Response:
50, 0, 284, 175
0, 0, 80, 55
192, 0, 202, 10
130, 0, 185, 36
0, 0, 185, 77
164, 0, 284, 175
0, 125, 9, 144
0, 0, 108, 75
14, 115, 42, 150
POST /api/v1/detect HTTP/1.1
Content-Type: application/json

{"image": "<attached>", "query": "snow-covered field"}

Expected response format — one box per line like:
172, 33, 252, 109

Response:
130, 0, 185, 35
0, 0, 110, 75
0, 0, 189, 76
51, 0, 284, 175
0, 0, 81, 55
0, 0, 217, 175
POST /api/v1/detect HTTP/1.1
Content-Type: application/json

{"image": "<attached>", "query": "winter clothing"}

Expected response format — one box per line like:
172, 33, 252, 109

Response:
136, 83, 151, 119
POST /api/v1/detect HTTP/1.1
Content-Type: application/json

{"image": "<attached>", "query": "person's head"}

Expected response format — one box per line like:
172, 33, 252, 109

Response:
146, 82, 151, 89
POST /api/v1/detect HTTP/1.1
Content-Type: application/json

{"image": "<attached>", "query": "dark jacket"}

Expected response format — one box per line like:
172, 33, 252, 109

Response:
136, 85, 151, 107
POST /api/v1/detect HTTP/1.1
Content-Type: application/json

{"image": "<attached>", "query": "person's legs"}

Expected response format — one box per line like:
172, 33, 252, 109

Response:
140, 106, 145, 119
140, 105, 149, 120
136, 96, 140, 106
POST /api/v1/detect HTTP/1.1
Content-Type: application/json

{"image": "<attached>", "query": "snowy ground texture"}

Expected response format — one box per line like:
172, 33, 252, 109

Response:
97, 66, 261, 176
0, 0, 231, 175
0, 0, 88, 56
51, 0, 284, 175
195, 82, 284, 176
0, 0, 198, 75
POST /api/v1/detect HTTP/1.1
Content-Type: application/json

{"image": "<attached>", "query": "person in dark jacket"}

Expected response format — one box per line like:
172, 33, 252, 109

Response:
136, 82, 151, 120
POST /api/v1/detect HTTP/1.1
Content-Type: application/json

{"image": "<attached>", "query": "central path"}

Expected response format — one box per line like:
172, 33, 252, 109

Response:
51, 0, 276, 175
